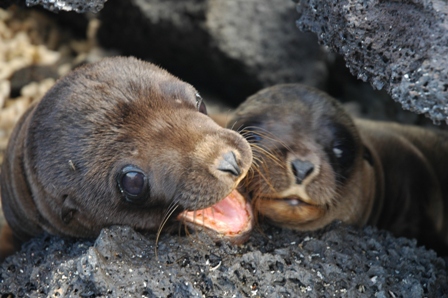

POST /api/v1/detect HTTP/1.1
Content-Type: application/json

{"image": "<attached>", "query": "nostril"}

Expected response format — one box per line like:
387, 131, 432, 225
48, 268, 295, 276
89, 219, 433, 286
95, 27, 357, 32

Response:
291, 159, 314, 184
217, 151, 241, 177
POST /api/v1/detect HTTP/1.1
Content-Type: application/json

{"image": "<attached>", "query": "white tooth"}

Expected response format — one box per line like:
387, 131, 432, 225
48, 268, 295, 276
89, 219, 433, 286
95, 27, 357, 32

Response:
288, 199, 300, 206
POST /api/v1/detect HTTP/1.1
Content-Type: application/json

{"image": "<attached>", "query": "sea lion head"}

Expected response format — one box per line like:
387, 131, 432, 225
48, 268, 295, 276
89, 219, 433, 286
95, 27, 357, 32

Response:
2, 57, 253, 241
228, 84, 376, 231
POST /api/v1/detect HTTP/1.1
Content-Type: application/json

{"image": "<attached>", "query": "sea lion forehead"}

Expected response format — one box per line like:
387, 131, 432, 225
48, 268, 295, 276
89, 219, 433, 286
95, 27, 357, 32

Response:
72, 57, 199, 109
268, 84, 353, 131
235, 86, 323, 130
130, 58, 199, 107
237, 85, 325, 117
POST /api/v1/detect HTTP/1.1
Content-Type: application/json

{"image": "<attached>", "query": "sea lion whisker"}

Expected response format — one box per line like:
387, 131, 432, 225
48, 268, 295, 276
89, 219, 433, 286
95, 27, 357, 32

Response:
188, 204, 206, 242
249, 155, 265, 168
260, 150, 286, 170
252, 165, 278, 194
238, 128, 281, 143
189, 209, 200, 242
232, 123, 247, 133
155, 203, 179, 258
249, 144, 286, 169
250, 145, 277, 162
241, 126, 295, 154
249, 143, 284, 167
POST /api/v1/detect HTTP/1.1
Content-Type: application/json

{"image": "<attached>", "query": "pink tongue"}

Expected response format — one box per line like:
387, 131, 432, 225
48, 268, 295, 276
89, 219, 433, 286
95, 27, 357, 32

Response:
178, 189, 253, 236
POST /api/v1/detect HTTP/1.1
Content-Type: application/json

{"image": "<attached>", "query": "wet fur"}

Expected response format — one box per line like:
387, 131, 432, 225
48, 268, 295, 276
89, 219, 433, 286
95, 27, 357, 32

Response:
0, 57, 252, 260
229, 84, 448, 255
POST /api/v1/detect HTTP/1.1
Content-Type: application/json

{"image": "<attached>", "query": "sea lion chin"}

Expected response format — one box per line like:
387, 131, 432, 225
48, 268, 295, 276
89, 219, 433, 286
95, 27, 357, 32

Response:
0, 56, 253, 261
228, 83, 448, 255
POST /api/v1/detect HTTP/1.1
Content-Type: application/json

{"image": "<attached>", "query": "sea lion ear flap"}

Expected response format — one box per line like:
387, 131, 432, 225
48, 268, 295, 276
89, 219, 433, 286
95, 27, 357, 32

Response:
60, 195, 77, 224
362, 145, 374, 167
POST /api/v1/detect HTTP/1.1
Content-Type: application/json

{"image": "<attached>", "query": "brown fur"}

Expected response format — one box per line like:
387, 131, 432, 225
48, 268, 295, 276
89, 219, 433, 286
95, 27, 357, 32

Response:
228, 84, 448, 255
0, 57, 252, 261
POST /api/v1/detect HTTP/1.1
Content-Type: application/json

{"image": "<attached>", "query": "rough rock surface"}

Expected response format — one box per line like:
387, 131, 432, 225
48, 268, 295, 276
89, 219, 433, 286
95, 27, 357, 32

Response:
25, 0, 106, 13
96, 0, 328, 105
296, 0, 448, 123
1, 223, 447, 297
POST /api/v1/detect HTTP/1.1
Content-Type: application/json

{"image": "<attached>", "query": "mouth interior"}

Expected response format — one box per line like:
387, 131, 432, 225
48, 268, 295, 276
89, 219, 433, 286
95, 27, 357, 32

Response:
177, 189, 253, 237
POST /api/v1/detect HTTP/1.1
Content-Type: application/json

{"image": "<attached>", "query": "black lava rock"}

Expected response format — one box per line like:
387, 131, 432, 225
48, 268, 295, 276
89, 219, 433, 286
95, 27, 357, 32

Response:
1, 223, 447, 297
296, 0, 448, 123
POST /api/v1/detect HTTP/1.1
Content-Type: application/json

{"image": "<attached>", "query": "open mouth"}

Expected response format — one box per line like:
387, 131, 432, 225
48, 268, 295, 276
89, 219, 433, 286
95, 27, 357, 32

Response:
177, 189, 253, 243
266, 196, 313, 207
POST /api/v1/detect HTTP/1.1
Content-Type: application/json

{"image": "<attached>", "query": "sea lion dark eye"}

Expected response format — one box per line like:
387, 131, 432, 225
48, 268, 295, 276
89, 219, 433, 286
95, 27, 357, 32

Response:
331, 139, 353, 166
246, 131, 262, 143
242, 125, 263, 143
329, 123, 356, 166
327, 123, 357, 183
117, 165, 149, 204
196, 93, 207, 115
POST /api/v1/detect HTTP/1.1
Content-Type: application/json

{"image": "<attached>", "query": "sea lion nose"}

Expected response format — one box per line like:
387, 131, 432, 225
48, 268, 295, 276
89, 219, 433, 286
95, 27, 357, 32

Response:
217, 151, 241, 177
291, 159, 314, 184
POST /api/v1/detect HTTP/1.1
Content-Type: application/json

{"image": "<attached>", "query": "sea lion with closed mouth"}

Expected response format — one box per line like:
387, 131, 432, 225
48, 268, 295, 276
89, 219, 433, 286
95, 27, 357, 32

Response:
228, 83, 448, 255
0, 56, 253, 261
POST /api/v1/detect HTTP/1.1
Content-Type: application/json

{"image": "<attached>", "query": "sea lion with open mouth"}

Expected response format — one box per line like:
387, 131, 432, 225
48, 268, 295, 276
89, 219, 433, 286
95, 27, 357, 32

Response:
228, 84, 448, 255
0, 56, 253, 261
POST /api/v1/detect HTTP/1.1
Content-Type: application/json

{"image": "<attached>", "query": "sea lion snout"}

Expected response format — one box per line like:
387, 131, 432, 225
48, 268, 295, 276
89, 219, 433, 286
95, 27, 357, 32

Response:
217, 151, 241, 177
290, 159, 314, 185
286, 150, 321, 188
202, 126, 253, 187
212, 146, 250, 184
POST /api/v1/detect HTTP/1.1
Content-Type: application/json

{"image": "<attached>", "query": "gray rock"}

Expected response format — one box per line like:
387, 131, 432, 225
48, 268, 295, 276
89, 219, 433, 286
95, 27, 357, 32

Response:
96, 0, 328, 105
296, 0, 448, 123
1, 223, 447, 297
26, 0, 106, 13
